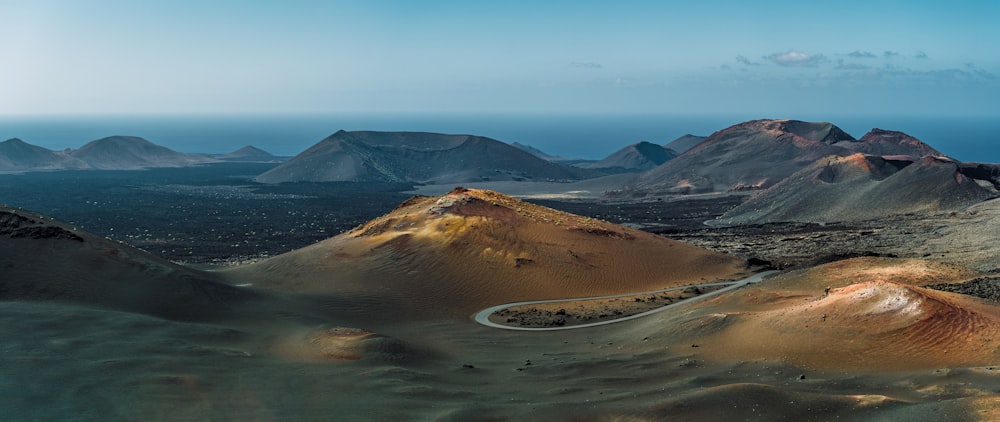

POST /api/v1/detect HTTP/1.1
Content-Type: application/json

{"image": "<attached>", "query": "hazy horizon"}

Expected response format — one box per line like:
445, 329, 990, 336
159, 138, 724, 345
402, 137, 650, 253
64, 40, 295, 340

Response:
2, 112, 998, 163
2, 1, 998, 117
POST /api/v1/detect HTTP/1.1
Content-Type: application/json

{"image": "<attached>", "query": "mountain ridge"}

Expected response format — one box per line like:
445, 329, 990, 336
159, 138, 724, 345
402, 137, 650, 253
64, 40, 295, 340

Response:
254, 130, 598, 184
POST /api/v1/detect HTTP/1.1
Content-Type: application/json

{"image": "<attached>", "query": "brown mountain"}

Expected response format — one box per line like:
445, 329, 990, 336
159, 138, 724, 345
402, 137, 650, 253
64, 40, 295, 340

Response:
253, 130, 595, 184
69, 136, 216, 170
575, 141, 678, 172
837, 128, 944, 157
221, 187, 747, 320
630, 119, 940, 195
0, 138, 86, 171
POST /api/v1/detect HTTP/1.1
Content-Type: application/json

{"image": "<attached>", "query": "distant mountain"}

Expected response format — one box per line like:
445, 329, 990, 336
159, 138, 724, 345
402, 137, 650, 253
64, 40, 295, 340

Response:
663, 134, 706, 154
0, 138, 86, 171
575, 141, 678, 172
511, 142, 563, 161
254, 130, 596, 184
68, 136, 216, 170
216, 145, 283, 162
629, 119, 942, 195
835, 128, 944, 157
714, 154, 998, 225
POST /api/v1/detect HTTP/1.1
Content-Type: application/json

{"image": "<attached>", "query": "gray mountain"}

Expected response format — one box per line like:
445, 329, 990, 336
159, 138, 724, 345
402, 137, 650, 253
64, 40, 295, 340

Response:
663, 134, 706, 154
69, 136, 216, 170
254, 130, 595, 184
510, 142, 565, 161
0, 138, 85, 171
715, 154, 998, 225
216, 145, 283, 162
576, 141, 678, 172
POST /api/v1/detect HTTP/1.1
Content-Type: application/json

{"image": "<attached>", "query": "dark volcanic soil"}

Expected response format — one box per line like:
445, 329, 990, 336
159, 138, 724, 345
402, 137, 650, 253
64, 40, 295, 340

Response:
0, 165, 988, 273
0, 163, 412, 263
530, 196, 942, 270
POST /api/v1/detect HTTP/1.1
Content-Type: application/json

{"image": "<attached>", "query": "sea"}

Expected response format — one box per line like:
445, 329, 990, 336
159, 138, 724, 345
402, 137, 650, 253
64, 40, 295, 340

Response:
0, 113, 997, 163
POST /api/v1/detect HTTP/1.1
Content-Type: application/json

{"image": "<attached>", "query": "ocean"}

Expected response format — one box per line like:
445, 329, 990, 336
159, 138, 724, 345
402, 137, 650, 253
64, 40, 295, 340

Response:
0, 113, 997, 163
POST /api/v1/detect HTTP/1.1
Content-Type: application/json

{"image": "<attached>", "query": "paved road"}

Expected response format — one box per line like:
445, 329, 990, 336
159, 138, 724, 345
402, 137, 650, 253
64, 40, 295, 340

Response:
473, 270, 779, 331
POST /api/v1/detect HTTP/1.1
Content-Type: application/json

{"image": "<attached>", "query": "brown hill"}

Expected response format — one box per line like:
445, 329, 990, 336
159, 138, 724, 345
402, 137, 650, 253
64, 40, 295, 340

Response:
611, 257, 999, 371
694, 258, 1000, 370
254, 130, 595, 184
69, 136, 216, 170
222, 187, 748, 319
630, 119, 941, 195
715, 154, 997, 224
837, 128, 944, 157
0, 207, 260, 321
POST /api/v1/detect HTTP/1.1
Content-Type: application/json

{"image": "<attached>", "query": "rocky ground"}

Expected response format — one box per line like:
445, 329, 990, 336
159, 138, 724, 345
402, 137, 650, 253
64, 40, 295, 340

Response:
488, 286, 724, 328
926, 276, 1000, 302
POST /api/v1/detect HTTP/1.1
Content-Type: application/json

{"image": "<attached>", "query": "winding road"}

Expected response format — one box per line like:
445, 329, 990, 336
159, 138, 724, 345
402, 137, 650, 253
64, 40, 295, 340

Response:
473, 270, 779, 331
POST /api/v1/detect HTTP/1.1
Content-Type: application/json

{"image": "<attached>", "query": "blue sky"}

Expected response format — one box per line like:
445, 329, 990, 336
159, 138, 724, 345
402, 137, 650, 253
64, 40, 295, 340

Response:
2, 0, 998, 116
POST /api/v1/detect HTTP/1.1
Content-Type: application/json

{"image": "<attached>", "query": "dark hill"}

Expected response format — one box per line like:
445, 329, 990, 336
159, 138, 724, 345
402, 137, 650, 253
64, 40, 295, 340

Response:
663, 134, 706, 154
576, 141, 678, 171
0, 207, 262, 321
511, 142, 564, 161
254, 130, 596, 184
0, 138, 85, 171
217, 145, 282, 162
69, 136, 216, 170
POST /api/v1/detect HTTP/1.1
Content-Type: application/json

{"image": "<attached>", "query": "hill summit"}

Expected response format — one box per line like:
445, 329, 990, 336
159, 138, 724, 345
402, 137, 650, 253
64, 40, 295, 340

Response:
69, 136, 215, 169
576, 141, 678, 171
223, 187, 746, 319
632, 119, 941, 194
253, 130, 594, 184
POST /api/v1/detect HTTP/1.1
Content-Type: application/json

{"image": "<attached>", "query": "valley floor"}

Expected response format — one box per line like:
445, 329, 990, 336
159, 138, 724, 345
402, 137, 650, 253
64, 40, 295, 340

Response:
3, 166, 1000, 420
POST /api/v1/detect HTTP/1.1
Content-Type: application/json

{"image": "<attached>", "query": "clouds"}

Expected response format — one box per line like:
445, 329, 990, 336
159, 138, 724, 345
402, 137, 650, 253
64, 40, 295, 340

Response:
763, 50, 827, 67
569, 62, 604, 69
730, 47, 987, 83
736, 55, 761, 66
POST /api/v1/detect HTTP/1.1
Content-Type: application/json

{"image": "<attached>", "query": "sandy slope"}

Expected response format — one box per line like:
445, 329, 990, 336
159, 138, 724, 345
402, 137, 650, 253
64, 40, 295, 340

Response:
0, 207, 260, 321
717, 154, 997, 224
223, 187, 748, 320
611, 257, 999, 371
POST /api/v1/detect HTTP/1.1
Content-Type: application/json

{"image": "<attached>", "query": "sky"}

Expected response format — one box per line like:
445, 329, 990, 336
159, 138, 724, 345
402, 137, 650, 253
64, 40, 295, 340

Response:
1, 0, 998, 117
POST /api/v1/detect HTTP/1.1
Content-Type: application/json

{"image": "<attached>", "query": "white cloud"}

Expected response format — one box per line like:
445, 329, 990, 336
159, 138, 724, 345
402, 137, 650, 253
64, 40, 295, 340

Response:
763, 50, 826, 67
